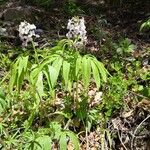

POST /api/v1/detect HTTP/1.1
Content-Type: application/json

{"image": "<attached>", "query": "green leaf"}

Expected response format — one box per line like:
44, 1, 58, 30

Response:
43, 70, 52, 92
94, 60, 107, 82
0, 88, 5, 100
52, 57, 63, 77
18, 56, 28, 78
22, 56, 29, 72
75, 56, 82, 78
30, 67, 40, 85
82, 56, 91, 89
66, 131, 79, 150
105, 130, 112, 149
35, 135, 52, 150
140, 19, 150, 31
52, 111, 71, 119
9, 56, 29, 93
90, 59, 101, 89
63, 60, 70, 88
48, 65, 58, 88
36, 71, 44, 98
59, 132, 67, 150
9, 61, 18, 92
75, 56, 81, 77
0, 98, 7, 113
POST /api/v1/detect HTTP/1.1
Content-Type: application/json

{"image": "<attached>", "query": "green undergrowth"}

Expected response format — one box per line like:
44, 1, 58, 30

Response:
0, 37, 150, 149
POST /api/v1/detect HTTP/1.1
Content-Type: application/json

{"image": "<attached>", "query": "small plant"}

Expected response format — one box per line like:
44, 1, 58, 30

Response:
140, 19, 150, 31
64, 1, 83, 16
0, 87, 7, 113
115, 38, 136, 54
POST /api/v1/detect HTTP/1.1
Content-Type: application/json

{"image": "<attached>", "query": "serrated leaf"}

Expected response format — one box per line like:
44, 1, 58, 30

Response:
66, 131, 79, 150
59, 132, 67, 150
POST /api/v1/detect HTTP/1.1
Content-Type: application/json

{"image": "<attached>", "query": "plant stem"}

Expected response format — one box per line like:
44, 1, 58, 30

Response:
76, 80, 79, 108
85, 126, 89, 150
32, 41, 39, 64
64, 119, 72, 130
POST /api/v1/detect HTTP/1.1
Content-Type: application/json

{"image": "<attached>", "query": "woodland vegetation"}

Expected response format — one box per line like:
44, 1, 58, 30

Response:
0, 0, 150, 149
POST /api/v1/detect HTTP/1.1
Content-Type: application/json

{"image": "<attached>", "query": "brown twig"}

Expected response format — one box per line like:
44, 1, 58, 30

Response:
131, 114, 150, 150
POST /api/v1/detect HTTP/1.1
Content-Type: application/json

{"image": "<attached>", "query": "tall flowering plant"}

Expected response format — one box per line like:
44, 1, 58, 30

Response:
66, 17, 87, 48
18, 21, 40, 47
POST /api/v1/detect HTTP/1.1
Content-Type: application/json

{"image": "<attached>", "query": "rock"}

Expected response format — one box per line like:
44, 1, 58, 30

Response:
0, 27, 8, 36
1, 6, 44, 24
3, 7, 24, 22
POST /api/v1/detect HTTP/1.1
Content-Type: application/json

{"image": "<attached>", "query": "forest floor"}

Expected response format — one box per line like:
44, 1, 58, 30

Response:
0, 1, 150, 149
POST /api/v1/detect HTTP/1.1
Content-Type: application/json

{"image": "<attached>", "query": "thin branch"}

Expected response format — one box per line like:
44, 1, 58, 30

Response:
129, 90, 150, 100
64, 119, 72, 130
118, 131, 128, 150
131, 114, 150, 150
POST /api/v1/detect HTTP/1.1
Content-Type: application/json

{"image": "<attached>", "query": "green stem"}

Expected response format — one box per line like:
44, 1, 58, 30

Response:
76, 80, 79, 108
32, 41, 39, 64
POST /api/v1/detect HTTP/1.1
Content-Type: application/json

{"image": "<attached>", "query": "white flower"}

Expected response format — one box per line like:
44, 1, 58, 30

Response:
18, 21, 39, 47
66, 17, 87, 47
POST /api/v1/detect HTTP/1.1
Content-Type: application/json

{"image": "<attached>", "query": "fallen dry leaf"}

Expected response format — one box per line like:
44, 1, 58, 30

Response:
122, 110, 134, 118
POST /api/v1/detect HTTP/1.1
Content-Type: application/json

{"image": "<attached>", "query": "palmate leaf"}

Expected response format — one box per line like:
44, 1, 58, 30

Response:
43, 57, 62, 97
59, 132, 67, 150
30, 55, 58, 85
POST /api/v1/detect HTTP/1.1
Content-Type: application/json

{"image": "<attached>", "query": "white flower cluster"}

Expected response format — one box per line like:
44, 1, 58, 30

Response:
18, 21, 39, 47
66, 17, 87, 46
